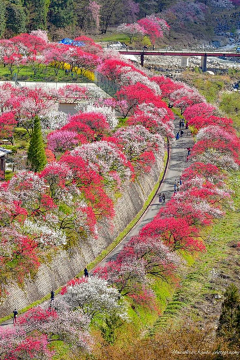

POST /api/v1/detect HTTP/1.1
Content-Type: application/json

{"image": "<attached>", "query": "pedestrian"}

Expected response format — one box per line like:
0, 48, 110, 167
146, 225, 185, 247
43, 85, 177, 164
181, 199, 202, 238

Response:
13, 309, 18, 325
158, 193, 162, 203
51, 290, 54, 301
185, 122, 189, 130
84, 267, 89, 277
162, 193, 165, 203
174, 183, 177, 192
176, 132, 180, 140
177, 181, 180, 191
179, 177, 182, 185
179, 120, 181, 129
180, 129, 184, 137
187, 147, 191, 156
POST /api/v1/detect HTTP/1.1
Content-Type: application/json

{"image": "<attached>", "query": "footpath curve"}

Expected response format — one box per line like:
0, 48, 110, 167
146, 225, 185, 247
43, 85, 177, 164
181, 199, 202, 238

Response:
97, 121, 194, 266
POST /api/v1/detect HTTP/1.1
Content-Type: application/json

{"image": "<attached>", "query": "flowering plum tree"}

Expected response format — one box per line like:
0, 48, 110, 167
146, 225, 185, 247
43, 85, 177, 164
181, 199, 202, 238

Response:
58, 84, 88, 103
188, 115, 235, 134
10, 33, 47, 55
169, 86, 205, 113
17, 305, 90, 352
59, 154, 115, 219
117, 23, 146, 43
137, 15, 170, 44
190, 126, 240, 170
181, 162, 226, 187
0, 112, 17, 143
0, 328, 52, 360
141, 217, 205, 252
183, 102, 218, 122
95, 234, 180, 296
0, 304, 90, 359
120, 235, 180, 278
128, 102, 174, 139
97, 58, 145, 84
115, 82, 157, 117
120, 69, 161, 95
47, 130, 82, 153
70, 141, 134, 189
68, 112, 110, 135
62, 276, 125, 320
0, 227, 40, 297
74, 36, 103, 55
41, 111, 68, 130
82, 104, 118, 129
111, 125, 164, 172
61, 121, 95, 142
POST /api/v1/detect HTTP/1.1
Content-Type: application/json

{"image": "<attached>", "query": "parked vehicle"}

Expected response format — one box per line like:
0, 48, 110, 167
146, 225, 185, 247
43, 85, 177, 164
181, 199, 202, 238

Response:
107, 42, 127, 50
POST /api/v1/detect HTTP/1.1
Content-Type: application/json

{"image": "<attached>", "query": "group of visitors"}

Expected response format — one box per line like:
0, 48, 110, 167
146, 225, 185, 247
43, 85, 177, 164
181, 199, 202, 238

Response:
174, 178, 182, 193
158, 192, 165, 203
176, 119, 189, 140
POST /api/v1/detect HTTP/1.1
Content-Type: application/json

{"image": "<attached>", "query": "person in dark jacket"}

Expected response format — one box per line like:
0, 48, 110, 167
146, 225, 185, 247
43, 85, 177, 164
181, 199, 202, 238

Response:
13, 309, 18, 324
84, 268, 89, 277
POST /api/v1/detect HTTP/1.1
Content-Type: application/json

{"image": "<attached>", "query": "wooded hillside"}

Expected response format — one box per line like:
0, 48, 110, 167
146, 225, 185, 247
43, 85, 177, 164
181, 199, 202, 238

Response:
1, 0, 240, 43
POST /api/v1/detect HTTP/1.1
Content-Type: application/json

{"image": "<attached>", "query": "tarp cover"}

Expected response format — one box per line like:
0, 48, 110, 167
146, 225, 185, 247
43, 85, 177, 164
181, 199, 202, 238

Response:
59, 38, 85, 47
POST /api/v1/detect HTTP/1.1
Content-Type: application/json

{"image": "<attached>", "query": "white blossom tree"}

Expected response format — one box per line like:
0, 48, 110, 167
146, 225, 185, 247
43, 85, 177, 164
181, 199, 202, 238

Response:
62, 276, 126, 320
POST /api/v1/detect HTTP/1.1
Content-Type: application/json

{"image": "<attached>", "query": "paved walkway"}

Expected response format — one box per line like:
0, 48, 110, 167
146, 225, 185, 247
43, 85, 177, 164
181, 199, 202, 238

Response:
0, 119, 193, 327
98, 122, 193, 265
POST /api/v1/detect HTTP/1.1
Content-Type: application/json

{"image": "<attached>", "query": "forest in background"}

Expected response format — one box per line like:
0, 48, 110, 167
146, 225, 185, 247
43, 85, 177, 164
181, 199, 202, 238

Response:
1, 0, 240, 45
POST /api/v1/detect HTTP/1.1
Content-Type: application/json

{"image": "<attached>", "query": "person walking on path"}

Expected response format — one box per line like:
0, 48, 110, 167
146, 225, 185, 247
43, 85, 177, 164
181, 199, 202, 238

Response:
84, 267, 89, 277
179, 177, 182, 186
176, 132, 180, 140
13, 309, 18, 325
174, 183, 177, 193
158, 193, 162, 203
177, 181, 180, 191
162, 193, 165, 203
51, 290, 55, 302
180, 129, 184, 137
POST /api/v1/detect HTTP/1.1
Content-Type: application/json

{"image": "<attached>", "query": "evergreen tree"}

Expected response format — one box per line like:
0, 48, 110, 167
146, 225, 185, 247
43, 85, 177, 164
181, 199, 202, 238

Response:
23, 0, 50, 30
27, 116, 47, 172
48, 0, 75, 28
5, 0, 26, 35
0, 1, 6, 38
217, 284, 240, 343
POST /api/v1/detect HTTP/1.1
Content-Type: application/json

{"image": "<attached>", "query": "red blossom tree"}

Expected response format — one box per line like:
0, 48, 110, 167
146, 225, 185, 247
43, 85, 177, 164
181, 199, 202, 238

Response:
141, 217, 205, 252
0, 112, 17, 143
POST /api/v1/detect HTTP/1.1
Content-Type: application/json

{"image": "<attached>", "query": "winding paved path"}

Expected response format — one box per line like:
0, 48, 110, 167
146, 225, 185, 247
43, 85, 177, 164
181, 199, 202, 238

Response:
97, 121, 194, 265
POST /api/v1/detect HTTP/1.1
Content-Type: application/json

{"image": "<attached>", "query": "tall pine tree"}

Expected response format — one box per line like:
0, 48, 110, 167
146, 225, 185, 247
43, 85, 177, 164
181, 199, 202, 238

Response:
48, 0, 75, 28
23, 0, 50, 30
27, 116, 47, 172
5, 0, 26, 35
0, 1, 6, 38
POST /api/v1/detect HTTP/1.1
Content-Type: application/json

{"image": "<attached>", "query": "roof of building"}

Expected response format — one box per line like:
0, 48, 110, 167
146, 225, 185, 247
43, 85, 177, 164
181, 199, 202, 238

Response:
0, 147, 12, 157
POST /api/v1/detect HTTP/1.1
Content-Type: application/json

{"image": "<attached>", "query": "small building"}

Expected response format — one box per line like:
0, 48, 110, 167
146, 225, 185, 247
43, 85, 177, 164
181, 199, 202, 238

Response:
0, 147, 12, 180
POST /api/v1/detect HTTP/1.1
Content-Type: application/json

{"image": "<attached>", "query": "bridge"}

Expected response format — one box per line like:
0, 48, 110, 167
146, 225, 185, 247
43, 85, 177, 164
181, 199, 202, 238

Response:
119, 50, 240, 71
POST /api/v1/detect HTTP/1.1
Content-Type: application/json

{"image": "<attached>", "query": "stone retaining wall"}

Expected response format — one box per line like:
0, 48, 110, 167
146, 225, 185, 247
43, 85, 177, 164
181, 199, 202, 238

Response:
0, 155, 164, 317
